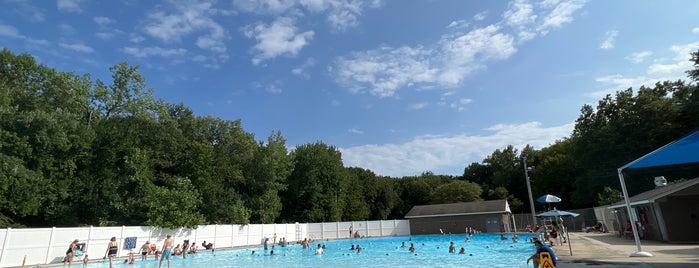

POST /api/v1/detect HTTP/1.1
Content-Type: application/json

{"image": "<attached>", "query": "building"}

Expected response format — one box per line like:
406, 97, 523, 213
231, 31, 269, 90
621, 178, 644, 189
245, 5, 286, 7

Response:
404, 199, 512, 235
608, 177, 699, 242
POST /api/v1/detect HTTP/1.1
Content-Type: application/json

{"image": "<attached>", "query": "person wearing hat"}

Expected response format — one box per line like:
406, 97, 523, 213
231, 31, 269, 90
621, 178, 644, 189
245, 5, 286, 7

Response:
527, 239, 556, 268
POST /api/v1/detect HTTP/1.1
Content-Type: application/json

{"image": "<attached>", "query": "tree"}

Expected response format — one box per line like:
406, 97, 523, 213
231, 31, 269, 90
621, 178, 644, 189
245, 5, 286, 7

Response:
243, 131, 293, 223
596, 186, 622, 206
281, 142, 349, 222
429, 180, 482, 204
145, 177, 205, 229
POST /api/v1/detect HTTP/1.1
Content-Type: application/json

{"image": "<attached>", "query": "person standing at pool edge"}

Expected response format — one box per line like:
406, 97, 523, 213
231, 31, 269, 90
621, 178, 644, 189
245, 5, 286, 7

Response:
104, 237, 118, 268
159, 235, 174, 268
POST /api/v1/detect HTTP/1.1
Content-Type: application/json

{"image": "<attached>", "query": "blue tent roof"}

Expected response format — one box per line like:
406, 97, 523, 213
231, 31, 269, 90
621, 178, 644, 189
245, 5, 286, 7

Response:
622, 128, 699, 170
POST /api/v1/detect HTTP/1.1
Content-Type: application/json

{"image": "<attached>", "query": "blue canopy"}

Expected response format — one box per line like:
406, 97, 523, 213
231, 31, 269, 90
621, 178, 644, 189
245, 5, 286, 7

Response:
622, 128, 699, 170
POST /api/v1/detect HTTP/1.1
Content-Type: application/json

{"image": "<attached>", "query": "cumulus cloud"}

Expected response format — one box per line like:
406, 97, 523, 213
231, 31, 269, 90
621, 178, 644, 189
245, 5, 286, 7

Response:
123, 46, 188, 58
647, 42, 699, 75
594, 41, 699, 97
143, 1, 228, 53
291, 58, 316, 79
234, 0, 382, 31
244, 17, 314, 65
599, 30, 618, 50
692, 27, 699, 33
93, 16, 115, 26
334, 25, 515, 97
473, 11, 487, 21
625, 51, 652, 63
340, 122, 574, 177
502, 0, 585, 42
0, 24, 25, 39
410, 103, 429, 110
57, 0, 84, 13
59, 42, 94, 53
536, 0, 586, 34
348, 128, 364, 134
333, 0, 585, 98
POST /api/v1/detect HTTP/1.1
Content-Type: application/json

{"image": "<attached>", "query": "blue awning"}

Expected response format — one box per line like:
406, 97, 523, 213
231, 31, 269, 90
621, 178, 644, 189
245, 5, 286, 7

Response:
621, 128, 699, 170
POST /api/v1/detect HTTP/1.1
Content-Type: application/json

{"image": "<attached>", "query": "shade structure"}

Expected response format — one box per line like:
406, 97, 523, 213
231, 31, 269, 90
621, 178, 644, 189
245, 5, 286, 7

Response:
536, 209, 579, 217
536, 194, 562, 203
617, 128, 699, 257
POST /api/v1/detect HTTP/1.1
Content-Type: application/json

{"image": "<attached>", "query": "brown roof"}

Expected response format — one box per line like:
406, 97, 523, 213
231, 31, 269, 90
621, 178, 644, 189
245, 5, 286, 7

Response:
608, 177, 699, 209
404, 199, 510, 218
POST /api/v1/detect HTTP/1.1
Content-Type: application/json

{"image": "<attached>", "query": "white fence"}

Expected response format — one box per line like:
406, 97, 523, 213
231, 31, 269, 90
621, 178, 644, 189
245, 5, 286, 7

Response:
0, 220, 409, 267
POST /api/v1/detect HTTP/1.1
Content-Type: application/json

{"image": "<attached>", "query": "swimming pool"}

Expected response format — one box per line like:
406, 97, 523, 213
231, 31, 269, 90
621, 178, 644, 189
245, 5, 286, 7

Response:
85, 234, 538, 268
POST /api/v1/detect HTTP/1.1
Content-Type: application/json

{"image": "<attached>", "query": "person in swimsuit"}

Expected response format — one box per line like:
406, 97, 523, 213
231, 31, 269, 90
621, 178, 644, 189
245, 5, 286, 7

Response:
140, 241, 150, 261
159, 234, 174, 268
64, 239, 79, 266
104, 237, 118, 268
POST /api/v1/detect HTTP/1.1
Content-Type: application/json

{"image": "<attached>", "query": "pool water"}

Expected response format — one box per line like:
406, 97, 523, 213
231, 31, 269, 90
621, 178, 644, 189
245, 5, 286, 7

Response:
85, 234, 538, 268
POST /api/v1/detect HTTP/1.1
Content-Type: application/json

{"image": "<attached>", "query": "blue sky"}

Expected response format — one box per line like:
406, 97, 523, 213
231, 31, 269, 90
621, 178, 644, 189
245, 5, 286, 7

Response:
2, 0, 698, 177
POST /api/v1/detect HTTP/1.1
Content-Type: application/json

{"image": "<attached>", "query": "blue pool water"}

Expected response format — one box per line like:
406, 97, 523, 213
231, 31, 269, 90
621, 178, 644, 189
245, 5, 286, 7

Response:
85, 234, 538, 268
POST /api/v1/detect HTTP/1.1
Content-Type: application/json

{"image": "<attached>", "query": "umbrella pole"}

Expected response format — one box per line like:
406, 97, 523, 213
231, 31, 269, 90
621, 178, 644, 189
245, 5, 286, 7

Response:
565, 225, 572, 256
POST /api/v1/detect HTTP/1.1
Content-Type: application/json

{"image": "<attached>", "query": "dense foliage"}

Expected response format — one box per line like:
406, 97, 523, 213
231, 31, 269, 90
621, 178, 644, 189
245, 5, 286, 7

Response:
2, 47, 698, 228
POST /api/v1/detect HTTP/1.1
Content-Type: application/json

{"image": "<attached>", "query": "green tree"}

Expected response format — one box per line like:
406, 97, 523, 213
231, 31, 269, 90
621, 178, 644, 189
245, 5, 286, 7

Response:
281, 142, 349, 222
145, 177, 205, 229
596, 186, 622, 206
243, 131, 293, 223
429, 180, 483, 204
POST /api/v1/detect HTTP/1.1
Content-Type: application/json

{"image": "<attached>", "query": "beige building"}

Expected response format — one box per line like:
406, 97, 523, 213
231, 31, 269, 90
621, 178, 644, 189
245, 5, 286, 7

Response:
404, 199, 512, 235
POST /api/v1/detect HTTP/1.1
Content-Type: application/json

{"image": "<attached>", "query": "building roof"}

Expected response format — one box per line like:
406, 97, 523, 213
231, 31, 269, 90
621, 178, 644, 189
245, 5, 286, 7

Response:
404, 199, 510, 218
608, 177, 699, 209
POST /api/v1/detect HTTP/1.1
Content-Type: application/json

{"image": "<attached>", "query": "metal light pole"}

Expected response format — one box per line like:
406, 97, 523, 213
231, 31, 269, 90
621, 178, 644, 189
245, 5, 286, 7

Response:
523, 157, 537, 227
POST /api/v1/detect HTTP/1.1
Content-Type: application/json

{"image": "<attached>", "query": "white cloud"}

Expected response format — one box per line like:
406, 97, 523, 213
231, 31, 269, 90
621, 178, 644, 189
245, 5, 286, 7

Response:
333, 1, 586, 98
594, 41, 699, 97
96, 32, 115, 40
123, 46, 188, 58
59, 42, 94, 53
536, 0, 586, 34
143, 1, 228, 54
291, 58, 316, 79
647, 42, 699, 75
447, 98, 474, 111
93, 16, 115, 26
473, 11, 487, 21
410, 103, 429, 110
0, 24, 25, 39
234, 0, 381, 31
58, 24, 77, 35
692, 27, 699, 33
57, 0, 84, 13
625, 51, 652, 63
245, 17, 314, 65
599, 30, 618, 50
233, 0, 296, 14
503, 0, 536, 28
334, 25, 515, 97
340, 122, 574, 177
348, 128, 364, 134
447, 20, 469, 29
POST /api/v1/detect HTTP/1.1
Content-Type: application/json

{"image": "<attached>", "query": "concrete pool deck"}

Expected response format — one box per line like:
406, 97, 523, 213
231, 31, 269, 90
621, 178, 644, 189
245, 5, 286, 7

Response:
554, 232, 699, 268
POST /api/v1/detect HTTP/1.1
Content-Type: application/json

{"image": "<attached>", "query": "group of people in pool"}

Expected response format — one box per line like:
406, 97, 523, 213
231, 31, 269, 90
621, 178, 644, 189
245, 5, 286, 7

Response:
64, 235, 216, 268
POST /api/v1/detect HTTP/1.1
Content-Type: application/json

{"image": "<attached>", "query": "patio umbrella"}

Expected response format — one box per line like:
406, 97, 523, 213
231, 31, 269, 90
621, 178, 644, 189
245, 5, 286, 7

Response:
536, 194, 562, 203
536, 209, 579, 256
536, 209, 579, 217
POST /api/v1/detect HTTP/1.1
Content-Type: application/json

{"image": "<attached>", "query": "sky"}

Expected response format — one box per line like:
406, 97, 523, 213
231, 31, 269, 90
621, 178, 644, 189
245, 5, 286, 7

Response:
2, 0, 699, 177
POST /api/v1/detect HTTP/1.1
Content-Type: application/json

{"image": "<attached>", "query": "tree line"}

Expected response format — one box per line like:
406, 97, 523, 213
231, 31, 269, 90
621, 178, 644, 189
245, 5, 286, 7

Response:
2, 48, 699, 228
